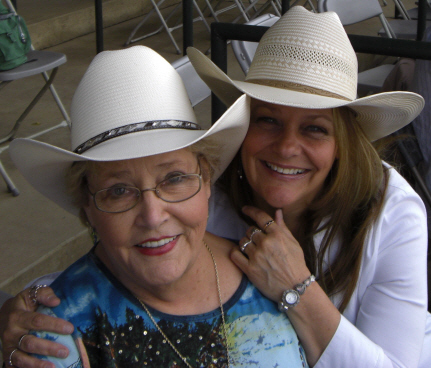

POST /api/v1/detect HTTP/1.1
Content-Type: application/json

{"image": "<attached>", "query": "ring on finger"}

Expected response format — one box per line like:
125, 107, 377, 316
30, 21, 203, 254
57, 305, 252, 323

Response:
263, 219, 275, 230
250, 228, 262, 243
18, 334, 28, 349
29, 284, 47, 305
8, 348, 18, 366
240, 239, 252, 253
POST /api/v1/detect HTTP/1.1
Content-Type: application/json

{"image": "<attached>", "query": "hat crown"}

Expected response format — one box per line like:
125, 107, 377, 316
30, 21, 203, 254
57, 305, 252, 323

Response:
70, 46, 197, 151
246, 6, 358, 101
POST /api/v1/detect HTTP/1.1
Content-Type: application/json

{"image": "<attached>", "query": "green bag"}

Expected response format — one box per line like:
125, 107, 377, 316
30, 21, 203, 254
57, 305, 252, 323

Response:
0, 2, 31, 71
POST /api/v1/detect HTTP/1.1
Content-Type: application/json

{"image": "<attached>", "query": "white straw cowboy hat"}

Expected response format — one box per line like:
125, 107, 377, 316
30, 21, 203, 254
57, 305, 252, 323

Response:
9, 46, 250, 215
188, 6, 424, 142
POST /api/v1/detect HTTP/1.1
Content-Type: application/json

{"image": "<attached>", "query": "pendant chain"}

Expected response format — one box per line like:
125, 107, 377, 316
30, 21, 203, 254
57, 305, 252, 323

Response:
137, 241, 230, 368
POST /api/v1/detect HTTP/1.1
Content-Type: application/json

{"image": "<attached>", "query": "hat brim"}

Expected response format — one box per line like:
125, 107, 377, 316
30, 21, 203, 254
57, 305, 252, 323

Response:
10, 95, 250, 216
187, 47, 424, 142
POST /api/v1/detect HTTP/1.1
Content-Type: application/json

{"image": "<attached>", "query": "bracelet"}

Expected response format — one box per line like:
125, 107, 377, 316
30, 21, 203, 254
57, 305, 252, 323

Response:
278, 274, 316, 312
295, 274, 316, 295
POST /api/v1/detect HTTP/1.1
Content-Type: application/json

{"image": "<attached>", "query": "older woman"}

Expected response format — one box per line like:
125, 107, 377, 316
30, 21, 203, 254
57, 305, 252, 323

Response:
1, 46, 308, 368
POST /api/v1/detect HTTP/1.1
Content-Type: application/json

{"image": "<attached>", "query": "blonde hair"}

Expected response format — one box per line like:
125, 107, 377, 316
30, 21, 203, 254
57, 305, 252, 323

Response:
64, 139, 221, 227
219, 107, 388, 312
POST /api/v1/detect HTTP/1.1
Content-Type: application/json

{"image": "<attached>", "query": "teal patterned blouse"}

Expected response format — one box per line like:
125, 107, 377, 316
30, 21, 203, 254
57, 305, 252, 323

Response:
31, 251, 308, 368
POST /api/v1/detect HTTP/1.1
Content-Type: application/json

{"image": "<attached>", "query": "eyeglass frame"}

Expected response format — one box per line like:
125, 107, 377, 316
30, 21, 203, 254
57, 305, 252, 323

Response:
87, 162, 202, 214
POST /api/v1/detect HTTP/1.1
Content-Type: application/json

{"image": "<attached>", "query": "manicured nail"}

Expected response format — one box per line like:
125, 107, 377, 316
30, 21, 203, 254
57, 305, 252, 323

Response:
63, 325, 73, 334
57, 349, 68, 358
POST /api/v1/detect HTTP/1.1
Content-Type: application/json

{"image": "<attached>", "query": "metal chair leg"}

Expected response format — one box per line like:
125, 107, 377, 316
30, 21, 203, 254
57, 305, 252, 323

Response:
0, 68, 58, 145
0, 147, 19, 196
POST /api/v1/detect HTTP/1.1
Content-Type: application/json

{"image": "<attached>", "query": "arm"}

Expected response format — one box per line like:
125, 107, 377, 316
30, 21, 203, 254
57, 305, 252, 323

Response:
231, 182, 428, 368
231, 207, 340, 366
0, 287, 73, 368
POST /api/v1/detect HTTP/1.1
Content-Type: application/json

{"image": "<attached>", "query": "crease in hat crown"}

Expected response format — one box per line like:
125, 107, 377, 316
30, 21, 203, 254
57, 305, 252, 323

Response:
245, 6, 358, 101
70, 46, 198, 153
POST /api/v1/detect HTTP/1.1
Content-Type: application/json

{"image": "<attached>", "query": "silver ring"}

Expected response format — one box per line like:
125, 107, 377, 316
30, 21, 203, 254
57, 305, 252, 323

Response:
18, 334, 28, 349
263, 219, 275, 230
29, 284, 47, 305
8, 348, 18, 366
240, 239, 252, 253
250, 228, 262, 243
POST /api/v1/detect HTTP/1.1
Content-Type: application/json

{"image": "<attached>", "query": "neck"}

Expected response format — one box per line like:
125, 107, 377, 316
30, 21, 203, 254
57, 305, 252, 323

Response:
131, 234, 241, 316
135, 245, 219, 315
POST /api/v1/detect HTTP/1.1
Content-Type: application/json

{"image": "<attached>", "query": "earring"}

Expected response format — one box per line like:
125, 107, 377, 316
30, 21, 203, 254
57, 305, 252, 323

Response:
90, 226, 99, 245
237, 162, 244, 180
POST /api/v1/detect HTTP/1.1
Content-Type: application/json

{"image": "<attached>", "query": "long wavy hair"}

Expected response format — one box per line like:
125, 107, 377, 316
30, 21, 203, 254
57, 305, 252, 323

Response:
218, 107, 388, 312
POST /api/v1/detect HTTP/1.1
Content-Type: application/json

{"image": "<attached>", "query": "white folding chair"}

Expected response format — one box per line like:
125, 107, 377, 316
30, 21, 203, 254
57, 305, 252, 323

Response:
377, 0, 431, 39
171, 55, 211, 107
0, 0, 70, 196
125, 0, 211, 55
318, 0, 399, 96
202, 0, 251, 23
405, 0, 431, 20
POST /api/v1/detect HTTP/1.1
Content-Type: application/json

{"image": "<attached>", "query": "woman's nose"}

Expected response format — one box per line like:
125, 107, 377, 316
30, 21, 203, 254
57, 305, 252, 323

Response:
135, 190, 169, 228
273, 128, 302, 157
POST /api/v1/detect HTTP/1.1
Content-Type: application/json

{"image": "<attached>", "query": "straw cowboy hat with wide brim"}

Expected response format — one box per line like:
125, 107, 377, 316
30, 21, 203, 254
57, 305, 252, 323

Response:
9, 46, 250, 215
188, 6, 424, 142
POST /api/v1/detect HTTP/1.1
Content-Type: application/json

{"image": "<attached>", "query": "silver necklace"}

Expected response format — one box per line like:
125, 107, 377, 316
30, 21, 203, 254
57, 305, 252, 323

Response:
137, 242, 230, 368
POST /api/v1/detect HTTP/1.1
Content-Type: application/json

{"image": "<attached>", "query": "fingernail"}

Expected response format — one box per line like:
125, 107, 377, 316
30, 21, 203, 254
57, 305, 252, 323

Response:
57, 349, 68, 358
63, 325, 74, 334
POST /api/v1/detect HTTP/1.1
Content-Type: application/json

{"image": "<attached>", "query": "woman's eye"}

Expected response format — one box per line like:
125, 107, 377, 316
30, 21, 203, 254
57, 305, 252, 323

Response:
252, 116, 280, 129
305, 125, 328, 134
164, 175, 186, 186
107, 186, 129, 197
256, 116, 276, 123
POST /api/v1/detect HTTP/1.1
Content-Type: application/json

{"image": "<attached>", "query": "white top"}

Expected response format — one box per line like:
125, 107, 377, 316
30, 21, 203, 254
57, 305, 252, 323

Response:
207, 166, 431, 368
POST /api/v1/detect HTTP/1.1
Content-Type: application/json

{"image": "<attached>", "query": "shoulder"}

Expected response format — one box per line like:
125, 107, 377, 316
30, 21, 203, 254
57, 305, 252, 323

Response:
379, 164, 427, 231
47, 252, 129, 324
354, 163, 428, 270
384, 163, 423, 201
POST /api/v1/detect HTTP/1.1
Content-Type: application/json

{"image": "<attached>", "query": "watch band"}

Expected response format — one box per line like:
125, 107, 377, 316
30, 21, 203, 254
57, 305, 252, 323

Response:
295, 274, 316, 295
278, 274, 316, 312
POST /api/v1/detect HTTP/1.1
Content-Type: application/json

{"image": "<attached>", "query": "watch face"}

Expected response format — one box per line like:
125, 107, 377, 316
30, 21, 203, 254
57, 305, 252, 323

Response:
284, 290, 299, 305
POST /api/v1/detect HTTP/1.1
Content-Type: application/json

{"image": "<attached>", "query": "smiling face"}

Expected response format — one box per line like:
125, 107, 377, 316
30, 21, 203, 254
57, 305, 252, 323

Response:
83, 149, 211, 298
241, 99, 338, 217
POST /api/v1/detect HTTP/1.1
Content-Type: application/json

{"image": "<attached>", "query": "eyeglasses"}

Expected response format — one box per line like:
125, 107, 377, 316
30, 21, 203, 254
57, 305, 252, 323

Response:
88, 167, 202, 214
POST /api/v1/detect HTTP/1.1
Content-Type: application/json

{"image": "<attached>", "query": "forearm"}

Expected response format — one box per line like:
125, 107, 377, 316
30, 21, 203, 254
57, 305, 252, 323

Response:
285, 282, 340, 366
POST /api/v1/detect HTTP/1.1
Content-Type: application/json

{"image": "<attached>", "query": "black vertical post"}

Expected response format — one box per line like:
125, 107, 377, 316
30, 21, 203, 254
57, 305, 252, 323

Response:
417, 0, 427, 41
211, 22, 228, 123
95, 0, 104, 53
183, 0, 193, 55
281, 0, 290, 15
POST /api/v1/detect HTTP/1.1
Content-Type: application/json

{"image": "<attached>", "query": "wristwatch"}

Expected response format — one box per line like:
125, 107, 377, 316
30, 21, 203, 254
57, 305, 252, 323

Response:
278, 275, 315, 312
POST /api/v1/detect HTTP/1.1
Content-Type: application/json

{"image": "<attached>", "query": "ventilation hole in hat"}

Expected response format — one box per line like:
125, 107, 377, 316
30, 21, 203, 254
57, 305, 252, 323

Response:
257, 44, 356, 80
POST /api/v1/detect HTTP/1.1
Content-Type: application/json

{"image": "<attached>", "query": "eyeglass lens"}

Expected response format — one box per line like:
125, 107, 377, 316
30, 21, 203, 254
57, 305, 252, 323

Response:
94, 174, 201, 213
